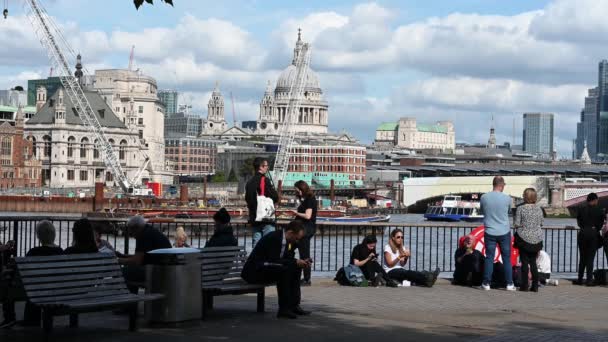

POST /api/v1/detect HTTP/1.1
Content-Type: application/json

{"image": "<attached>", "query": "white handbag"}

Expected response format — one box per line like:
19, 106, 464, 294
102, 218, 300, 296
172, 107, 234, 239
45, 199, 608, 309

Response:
255, 194, 275, 222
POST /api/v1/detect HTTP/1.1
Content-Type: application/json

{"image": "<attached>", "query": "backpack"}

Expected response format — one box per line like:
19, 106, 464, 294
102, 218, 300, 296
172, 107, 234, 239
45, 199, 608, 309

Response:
334, 264, 368, 287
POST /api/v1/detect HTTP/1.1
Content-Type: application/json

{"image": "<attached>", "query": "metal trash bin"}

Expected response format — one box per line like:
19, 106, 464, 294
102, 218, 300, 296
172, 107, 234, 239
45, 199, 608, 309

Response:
145, 248, 202, 322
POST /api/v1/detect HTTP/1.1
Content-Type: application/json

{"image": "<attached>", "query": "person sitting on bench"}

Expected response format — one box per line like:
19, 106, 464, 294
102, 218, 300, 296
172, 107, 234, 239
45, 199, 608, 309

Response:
65, 218, 98, 254
241, 221, 311, 319
205, 208, 238, 248
119, 216, 171, 293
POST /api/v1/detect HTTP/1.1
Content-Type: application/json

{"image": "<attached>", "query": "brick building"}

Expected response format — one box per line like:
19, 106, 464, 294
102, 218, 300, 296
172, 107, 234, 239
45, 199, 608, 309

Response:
0, 107, 41, 189
165, 137, 218, 176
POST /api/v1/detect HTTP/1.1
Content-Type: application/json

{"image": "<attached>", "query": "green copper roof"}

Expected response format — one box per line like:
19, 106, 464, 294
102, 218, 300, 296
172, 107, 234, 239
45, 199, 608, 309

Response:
376, 122, 398, 131
417, 124, 448, 133
0, 105, 37, 113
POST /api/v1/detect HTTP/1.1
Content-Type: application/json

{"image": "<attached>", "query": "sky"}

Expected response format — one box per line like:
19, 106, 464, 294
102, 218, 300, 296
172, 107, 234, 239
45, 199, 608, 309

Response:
1, 0, 606, 157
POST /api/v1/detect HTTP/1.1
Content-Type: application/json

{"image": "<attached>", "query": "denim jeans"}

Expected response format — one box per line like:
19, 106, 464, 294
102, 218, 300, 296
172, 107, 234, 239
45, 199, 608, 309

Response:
252, 224, 275, 248
483, 232, 513, 286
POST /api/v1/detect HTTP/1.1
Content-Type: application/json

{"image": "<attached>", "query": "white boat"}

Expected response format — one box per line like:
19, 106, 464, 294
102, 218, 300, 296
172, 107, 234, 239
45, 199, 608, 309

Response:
424, 195, 484, 222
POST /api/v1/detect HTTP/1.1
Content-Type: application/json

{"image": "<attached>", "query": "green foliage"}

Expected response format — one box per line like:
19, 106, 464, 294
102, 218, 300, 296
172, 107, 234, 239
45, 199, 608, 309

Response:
239, 157, 255, 178
227, 168, 238, 182
134, 0, 174, 10
211, 171, 226, 183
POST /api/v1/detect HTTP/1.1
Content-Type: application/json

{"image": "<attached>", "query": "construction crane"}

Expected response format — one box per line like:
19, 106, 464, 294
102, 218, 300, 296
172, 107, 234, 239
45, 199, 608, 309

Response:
24, 0, 152, 196
272, 43, 311, 183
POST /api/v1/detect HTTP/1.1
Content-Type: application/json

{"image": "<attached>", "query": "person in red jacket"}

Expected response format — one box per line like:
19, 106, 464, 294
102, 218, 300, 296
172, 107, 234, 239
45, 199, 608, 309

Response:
245, 157, 279, 247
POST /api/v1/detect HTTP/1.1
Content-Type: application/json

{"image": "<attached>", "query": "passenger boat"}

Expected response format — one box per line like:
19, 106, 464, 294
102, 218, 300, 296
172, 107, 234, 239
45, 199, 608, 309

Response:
424, 196, 484, 222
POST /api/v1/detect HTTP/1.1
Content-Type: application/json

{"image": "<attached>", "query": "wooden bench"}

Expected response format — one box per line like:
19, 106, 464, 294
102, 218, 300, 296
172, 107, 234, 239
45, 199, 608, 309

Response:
200, 246, 271, 319
14, 253, 164, 335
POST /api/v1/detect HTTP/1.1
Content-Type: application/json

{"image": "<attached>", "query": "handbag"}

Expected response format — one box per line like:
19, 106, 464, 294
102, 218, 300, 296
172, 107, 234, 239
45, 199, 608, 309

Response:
255, 194, 275, 222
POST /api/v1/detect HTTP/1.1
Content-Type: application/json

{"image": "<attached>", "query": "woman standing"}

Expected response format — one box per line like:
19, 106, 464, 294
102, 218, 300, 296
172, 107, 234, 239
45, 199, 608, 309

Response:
292, 180, 317, 286
383, 229, 438, 287
514, 188, 544, 292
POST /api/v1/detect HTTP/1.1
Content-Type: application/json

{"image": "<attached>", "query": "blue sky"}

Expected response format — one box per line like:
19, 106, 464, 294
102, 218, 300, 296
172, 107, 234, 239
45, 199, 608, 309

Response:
1, 0, 605, 156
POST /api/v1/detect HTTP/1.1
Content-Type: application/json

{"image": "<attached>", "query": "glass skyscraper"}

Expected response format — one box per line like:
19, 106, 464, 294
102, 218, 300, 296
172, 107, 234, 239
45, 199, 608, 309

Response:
158, 90, 178, 117
597, 60, 608, 157
523, 113, 554, 156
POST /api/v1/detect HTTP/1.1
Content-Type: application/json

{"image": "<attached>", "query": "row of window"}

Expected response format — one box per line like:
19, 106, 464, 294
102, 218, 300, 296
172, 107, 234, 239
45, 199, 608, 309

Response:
165, 148, 216, 155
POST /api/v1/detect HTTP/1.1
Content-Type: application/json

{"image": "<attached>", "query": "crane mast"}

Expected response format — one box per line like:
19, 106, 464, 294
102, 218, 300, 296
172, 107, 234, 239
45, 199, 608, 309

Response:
24, 0, 150, 195
272, 43, 311, 182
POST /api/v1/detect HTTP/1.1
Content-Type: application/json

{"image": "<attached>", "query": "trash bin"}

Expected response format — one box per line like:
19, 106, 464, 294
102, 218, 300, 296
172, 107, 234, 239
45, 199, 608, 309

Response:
144, 248, 202, 322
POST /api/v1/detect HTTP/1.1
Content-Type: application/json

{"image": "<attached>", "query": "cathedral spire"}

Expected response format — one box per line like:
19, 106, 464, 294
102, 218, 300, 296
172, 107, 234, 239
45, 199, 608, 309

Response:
292, 29, 304, 65
74, 53, 83, 84
488, 115, 496, 149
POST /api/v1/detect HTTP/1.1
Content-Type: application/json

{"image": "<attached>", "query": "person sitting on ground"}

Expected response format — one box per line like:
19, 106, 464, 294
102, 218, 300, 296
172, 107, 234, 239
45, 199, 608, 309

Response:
205, 208, 238, 248
453, 234, 484, 286
64, 218, 99, 254
350, 235, 397, 287
536, 250, 557, 286
241, 221, 312, 319
119, 216, 172, 293
1, 221, 63, 329
383, 229, 439, 287
173, 226, 190, 248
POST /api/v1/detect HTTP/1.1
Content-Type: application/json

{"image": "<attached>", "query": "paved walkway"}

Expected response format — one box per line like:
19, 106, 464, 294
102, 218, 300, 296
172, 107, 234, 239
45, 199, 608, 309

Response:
1, 278, 607, 341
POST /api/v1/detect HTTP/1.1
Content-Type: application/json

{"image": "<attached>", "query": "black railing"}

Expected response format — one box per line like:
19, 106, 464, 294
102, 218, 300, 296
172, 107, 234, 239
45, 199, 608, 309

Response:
1, 216, 606, 275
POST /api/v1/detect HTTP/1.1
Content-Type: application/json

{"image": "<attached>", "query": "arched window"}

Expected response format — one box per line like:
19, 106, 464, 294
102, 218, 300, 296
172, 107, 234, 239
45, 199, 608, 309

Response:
67, 136, 75, 158
43, 135, 51, 157
119, 139, 127, 160
93, 139, 100, 159
80, 137, 89, 159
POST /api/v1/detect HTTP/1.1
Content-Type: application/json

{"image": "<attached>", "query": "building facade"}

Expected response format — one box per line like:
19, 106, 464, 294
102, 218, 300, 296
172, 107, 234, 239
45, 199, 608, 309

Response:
201, 83, 229, 135
0, 88, 27, 107
25, 86, 144, 188
523, 113, 554, 156
165, 111, 203, 137
576, 87, 599, 159
28, 77, 62, 106
93, 69, 167, 181
0, 105, 38, 124
165, 137, 217, 176
158, 90, 178, 117
0, 107, 42, 190
374, 123, 398, 146
374, 119, 455, 151
256, 31, 329, 136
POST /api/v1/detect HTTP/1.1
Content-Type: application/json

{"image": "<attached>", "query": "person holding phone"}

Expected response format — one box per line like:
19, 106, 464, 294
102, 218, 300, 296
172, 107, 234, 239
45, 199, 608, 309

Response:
350, 235, 397, 287
453, 234, 484, 286
291, 180, 317, 286
384, 229, 439, 287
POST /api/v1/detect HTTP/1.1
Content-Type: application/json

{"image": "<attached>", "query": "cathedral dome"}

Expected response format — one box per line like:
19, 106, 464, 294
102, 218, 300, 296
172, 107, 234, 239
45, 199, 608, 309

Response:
275, 64, 321, 93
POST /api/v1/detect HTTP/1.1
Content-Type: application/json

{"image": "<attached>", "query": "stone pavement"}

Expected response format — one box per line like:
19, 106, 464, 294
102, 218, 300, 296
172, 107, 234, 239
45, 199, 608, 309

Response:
1, 278, 607, 342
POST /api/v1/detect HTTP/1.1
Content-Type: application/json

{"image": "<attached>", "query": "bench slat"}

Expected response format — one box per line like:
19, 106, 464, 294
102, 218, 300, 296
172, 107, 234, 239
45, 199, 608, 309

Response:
27, 284, 128, 298
20, 271, 123, 284
201, 256, 247, 265
24, 277, 124, 291
201, 261, 244, 270
19, 265, 121, 278
18, 258, 118, 270
198, 246, 243, 253
15, 253, 114, 263
32, 289, 131, 304
199, 251, 243, 258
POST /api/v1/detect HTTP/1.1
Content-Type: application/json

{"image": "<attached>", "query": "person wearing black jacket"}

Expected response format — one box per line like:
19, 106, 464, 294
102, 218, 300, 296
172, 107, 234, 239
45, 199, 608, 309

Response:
241, 221, 311, 319
205, 208, 238, 247
245, 157, 279, 247
291, 180, 317, 286
576, 193, 605, 286
350, 235, 398, 287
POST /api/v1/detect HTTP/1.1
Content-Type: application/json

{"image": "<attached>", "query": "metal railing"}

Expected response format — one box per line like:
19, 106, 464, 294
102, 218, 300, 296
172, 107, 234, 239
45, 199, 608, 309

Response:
1, 216, 606, 275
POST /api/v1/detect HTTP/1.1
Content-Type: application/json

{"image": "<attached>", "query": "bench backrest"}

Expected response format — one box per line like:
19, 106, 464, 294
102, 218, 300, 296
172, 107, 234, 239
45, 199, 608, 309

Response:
200, 246, 247, 287
15, 253, 131, 305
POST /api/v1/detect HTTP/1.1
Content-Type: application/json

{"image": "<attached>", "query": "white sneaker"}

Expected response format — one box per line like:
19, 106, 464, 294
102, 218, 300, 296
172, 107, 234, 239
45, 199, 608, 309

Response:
506, 284, 516, 291
478, 284, 490, 291
547, 279, 559, 286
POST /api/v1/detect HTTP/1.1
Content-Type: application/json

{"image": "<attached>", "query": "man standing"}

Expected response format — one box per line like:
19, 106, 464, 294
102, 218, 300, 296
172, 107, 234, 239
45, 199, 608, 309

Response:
576, 193, 604, 286
480, 176, 515, 291
245, 157, 279, 247
241, 221, 311, 319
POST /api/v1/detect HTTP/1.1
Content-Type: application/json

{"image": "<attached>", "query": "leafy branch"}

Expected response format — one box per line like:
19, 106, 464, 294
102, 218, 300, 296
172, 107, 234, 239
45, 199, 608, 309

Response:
134, 0, 174, 10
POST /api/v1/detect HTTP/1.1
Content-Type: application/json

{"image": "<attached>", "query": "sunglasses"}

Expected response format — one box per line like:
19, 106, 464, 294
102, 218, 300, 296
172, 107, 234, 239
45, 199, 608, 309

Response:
394, 236, 403, 239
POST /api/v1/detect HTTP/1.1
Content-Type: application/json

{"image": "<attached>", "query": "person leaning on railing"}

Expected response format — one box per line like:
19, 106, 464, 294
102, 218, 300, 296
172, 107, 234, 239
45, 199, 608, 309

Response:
291, 180, 317, 287
350, 235, 397, 287
383, 229, 439, 287
513, 188, 544, 292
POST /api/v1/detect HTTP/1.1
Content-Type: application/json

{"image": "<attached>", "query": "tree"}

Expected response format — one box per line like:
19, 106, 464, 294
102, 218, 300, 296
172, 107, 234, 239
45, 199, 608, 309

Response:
211, 171, 226, 183
239, 157, 255, 179
134, 0, 174, 10
227, 168, 237, 182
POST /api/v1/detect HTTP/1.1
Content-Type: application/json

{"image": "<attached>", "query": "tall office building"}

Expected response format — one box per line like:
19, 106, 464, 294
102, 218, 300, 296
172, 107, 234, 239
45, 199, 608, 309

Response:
575, 87, 598, 159
523, 113, 554, 156
597, 60, 608, 157
158, 90, 178, 117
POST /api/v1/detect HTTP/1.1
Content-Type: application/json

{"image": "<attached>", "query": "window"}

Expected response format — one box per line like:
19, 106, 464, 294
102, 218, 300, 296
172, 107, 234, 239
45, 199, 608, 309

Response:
67, 170, 74, 180
80, 137, 89, 159
80, 170, 88, 181
1, 138, 11, 156
93, 140, 100, 159
138, 106, 143, 114
119, 140, 127, 160
138, 118, 143, 125
43, 136, 51, 157
67, 136, 75, 158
